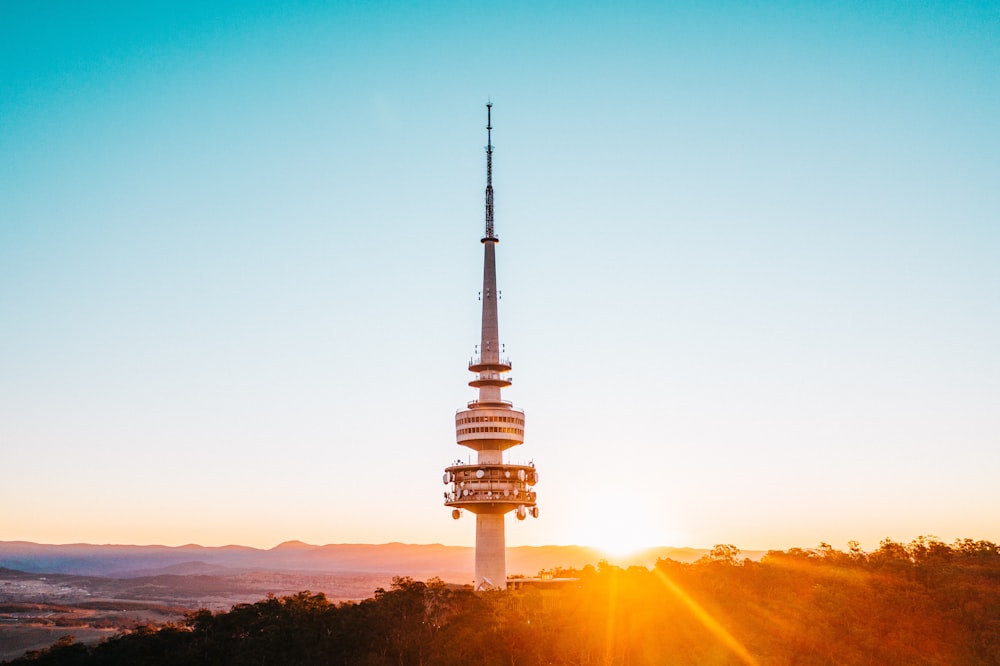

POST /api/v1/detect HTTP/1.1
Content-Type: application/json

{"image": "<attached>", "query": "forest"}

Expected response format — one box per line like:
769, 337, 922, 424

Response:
6, 537, 999, 665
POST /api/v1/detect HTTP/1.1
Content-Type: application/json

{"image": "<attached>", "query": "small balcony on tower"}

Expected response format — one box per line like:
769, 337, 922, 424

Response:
469, 355, 512, 373
469, 370, 512, 389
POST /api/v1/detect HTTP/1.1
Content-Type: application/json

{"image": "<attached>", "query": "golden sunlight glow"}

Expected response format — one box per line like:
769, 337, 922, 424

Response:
652, 567, 760, 665
571, 486, 662, 557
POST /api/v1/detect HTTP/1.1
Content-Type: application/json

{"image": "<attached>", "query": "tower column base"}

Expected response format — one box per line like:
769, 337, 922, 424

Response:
475, 513, 506, 590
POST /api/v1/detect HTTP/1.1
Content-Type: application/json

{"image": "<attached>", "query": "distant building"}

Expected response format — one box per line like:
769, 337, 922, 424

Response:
506, 576, 579, 591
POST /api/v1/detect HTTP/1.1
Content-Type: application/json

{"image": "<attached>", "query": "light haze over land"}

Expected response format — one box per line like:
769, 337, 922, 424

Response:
1, 2, 997, 553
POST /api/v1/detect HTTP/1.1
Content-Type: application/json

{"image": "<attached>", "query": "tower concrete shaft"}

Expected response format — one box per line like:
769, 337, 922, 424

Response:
441, 103, 539, 591
478, 240, 501, 403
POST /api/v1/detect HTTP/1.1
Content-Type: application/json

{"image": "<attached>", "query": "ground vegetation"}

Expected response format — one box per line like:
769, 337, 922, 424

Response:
5, 538, 998, 665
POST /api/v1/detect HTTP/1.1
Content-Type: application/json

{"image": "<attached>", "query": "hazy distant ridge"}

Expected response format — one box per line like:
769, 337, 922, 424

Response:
0, 541, 726, 579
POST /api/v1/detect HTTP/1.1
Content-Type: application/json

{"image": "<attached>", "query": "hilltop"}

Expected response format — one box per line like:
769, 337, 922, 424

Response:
0, 541, 733, 580
0, 540, 734, 660
5, 538, 999, 665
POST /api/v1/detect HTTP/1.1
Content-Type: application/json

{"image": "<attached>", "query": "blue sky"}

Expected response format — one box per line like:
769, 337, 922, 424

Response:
1, 1, 998, 551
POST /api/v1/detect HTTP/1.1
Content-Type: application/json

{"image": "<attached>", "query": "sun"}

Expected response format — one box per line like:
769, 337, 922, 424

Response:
571, 486, 663, 557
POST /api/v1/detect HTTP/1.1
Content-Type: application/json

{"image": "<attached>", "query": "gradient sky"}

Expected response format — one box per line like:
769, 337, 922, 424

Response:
2, 1, 998, 553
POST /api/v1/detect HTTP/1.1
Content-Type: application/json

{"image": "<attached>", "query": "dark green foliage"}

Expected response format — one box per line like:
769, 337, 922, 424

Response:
6, 540, 999, 665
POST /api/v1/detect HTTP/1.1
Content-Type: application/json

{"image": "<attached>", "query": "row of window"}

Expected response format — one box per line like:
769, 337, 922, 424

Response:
457, 415, 524, 425
458, 426, 523, 435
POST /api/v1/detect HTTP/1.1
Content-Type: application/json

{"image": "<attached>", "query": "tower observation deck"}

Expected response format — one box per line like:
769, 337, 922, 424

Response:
442, 103, 539, 591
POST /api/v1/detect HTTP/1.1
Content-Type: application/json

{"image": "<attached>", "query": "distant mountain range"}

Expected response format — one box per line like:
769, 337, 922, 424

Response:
0, 541, 738, 580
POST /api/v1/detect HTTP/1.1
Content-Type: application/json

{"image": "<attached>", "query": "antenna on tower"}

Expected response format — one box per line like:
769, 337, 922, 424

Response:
484, 102, 495, 240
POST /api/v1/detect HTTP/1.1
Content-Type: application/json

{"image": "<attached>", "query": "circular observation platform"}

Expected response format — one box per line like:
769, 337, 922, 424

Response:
455, 406, 525, 451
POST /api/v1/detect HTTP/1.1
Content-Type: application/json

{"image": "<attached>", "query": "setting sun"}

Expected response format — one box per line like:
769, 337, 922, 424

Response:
570, 487, 664, 557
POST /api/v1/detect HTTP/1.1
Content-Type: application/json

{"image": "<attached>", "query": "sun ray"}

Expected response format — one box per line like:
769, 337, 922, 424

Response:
652, 567, 760, 666
604, 566, 620, 665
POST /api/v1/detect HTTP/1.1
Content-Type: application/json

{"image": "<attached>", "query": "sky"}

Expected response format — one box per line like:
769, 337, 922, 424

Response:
1, 1, 998, 554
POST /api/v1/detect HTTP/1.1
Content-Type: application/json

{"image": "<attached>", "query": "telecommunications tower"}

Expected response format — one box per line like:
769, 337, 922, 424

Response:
442, 103, 539, 590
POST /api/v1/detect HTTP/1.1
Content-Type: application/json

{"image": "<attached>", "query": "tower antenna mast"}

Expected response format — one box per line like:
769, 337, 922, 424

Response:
484, 101, 495, 239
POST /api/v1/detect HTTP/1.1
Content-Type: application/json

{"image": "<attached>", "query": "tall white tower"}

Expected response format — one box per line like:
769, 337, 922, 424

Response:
442, 103, 539, 590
